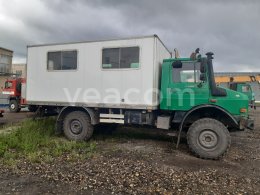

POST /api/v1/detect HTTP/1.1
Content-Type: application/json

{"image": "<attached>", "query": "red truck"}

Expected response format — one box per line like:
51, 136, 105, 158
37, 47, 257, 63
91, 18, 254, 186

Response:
2, 78, 37, 112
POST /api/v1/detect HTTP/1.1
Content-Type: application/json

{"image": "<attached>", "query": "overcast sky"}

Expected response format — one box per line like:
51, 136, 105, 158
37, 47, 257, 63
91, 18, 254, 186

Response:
0, 0, 259, 72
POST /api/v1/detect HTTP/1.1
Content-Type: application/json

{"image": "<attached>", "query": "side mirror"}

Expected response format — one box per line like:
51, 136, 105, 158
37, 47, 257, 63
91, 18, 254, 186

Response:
200, 73, 206, 81
172, 60, 182, 69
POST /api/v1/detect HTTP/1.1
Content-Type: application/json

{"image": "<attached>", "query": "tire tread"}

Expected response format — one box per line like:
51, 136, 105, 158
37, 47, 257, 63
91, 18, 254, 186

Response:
63, 111, 93, 141
187, 118, 231, 160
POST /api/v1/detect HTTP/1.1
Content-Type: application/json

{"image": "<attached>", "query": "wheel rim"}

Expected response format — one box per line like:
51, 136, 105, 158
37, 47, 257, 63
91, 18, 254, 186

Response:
198, 130, 218, 149
70, 120, 83, 135
10, 103, 16, 110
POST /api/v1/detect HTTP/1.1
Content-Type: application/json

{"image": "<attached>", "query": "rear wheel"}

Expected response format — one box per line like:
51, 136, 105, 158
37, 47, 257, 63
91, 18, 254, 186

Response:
9, 100, 21, 113
187, 118, 231, 159
63, 111, 94, 141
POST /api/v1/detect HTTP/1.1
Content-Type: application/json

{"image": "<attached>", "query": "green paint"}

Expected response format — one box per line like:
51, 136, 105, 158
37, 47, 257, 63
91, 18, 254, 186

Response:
212, 88, 249, 116
236, 83, 253, 102
130, 63, 140, 68
160, 57, 249, 117
163, 58, 193, 62
102, 64, 112, 68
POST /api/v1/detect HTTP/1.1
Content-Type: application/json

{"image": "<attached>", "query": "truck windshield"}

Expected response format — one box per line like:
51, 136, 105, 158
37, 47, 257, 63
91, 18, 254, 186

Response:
4, 81, 12, 89
172, 62, 202, 83
242, 85, 251, 93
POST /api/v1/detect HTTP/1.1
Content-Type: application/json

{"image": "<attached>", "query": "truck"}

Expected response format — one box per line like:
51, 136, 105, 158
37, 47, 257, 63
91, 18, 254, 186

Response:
26, 35, 254, 159
2, 78, 38, 113
218, 81, 256, 109
215, 73, 260, 105
229, 82, 255, 109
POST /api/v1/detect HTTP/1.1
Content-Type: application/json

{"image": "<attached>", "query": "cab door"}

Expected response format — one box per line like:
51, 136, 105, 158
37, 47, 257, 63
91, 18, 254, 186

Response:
167, 61, 209, 111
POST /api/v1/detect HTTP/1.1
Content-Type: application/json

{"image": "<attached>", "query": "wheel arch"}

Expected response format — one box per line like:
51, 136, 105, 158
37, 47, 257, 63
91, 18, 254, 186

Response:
176, 104, 238, 148
181, 105, 238, 130
56, 106, 99, 134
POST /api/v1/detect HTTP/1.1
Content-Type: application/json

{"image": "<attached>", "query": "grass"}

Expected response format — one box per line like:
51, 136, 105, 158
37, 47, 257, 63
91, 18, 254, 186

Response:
0, 118, 96, 166
0, 118, 174, 167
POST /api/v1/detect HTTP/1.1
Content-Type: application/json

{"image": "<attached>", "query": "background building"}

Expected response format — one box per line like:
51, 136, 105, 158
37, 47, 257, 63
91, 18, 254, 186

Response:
0, 47, 13, 89
12, 63, 26, 78
0, 47, 13, 107
0, 47, 12, 72
215, 72, 260, 104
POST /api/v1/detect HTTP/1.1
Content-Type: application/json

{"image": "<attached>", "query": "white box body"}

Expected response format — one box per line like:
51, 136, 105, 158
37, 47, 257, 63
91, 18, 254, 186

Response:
26, 35, 171, 110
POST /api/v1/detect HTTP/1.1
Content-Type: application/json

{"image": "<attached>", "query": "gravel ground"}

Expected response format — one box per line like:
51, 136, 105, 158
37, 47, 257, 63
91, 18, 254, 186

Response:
0, 109, 259, 194
0, 109, 33, 125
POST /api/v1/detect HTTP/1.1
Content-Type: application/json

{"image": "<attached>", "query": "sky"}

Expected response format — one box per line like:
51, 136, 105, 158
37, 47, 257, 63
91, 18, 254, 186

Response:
0, 0, 259, 72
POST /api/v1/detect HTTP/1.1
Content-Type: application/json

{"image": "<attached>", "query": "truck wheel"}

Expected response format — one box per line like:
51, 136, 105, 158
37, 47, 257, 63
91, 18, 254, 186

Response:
63, 111, 94, 141
187, 118, 231, 160
9, 100, 21, 113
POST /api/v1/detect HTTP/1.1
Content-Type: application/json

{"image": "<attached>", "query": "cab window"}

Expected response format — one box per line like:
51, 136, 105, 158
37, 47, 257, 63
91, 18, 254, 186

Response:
242, 85, 251, 93
5, 81, 12, 89
172, 62, 201, 83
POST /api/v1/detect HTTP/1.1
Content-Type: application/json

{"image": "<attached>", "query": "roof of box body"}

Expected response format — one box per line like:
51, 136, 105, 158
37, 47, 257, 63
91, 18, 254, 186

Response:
0, 47, 13, 53
27, 34, 171, 54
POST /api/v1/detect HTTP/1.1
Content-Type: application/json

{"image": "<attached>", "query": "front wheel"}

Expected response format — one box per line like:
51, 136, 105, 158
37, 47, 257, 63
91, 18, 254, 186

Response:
63, 111, 94, 141
9, 100, 21, 113
187, 118, 231, 160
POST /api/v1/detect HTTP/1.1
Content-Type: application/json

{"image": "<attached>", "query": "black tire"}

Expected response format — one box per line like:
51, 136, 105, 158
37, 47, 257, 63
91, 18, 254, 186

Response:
187, 118, 231, 160
9, 100, 21, 113
63, 111, 93, 141
28, 105, 38, 112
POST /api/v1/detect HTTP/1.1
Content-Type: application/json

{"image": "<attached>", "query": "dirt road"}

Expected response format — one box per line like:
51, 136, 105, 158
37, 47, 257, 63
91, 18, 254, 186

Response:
0, 109, 259, 194
0, 109, 33, 125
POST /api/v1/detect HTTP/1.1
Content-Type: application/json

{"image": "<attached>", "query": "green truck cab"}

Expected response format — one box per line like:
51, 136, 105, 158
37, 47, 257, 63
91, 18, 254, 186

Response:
160, 52, 254, 159
234, 83, 253, 101
229, 82, 255, 108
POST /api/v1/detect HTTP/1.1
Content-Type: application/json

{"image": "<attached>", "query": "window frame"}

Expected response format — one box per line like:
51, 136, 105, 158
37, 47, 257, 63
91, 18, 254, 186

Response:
16, 70, 23, 76
5, 81, 13, 89
47, 49, 79, 72
241, 85, 251, 93
0, 54, 12, 73
101, 46, 141, 71
172, 61, 203, 83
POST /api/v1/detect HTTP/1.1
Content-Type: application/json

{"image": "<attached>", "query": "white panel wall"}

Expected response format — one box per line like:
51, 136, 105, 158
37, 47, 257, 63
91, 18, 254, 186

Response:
26, 36, 170, 109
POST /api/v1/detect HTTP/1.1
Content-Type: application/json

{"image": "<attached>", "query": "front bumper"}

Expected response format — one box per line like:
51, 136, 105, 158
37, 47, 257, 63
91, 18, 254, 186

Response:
239, 117, 254, 130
